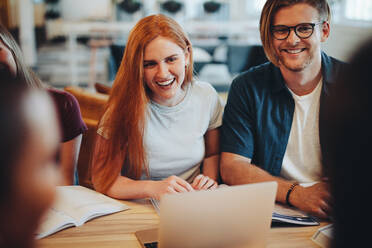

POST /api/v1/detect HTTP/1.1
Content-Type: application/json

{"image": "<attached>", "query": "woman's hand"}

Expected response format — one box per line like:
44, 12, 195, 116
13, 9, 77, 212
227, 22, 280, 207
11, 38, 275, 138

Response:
191, 174, 218, 190
148, 175, 194, 200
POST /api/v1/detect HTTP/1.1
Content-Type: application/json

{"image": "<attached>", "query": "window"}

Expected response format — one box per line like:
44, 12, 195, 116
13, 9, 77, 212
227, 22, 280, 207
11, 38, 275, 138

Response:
243, 0, 265, 18
344, 0, 372, 21
254, 0, 266, 12
250, 0, 372, 23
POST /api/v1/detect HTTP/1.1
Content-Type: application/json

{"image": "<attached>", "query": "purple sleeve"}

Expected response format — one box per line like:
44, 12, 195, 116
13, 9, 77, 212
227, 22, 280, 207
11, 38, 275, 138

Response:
48, 88, 88, 142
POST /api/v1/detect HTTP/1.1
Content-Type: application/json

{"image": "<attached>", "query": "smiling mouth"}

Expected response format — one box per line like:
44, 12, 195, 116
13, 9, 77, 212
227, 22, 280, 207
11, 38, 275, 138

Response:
155, 78, 175, 87
282, 48, 306, 54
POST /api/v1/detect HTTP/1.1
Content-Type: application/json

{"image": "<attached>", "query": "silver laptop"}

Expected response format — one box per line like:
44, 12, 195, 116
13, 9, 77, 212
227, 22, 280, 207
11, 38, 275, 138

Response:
135, 182, 277, 248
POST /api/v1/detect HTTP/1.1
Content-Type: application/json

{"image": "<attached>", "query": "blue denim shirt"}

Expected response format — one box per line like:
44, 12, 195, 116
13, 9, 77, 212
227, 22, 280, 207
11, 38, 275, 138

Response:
221, 52, 346, 176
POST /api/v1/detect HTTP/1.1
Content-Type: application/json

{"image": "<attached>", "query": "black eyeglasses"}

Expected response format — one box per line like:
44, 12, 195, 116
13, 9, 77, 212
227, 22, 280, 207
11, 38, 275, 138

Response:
271, 22, 324, 40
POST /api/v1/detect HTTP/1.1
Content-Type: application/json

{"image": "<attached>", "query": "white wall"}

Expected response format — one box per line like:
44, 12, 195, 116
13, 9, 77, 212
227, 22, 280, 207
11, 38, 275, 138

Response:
322, 23, 372, 62
18, 0, 37, 66
60, 0, 112, 21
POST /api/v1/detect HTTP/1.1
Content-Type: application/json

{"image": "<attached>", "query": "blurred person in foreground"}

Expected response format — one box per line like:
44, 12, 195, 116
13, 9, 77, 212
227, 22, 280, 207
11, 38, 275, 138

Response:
322, 37, 372, 247
0, 81, 60, 248
0, 24, 87, 185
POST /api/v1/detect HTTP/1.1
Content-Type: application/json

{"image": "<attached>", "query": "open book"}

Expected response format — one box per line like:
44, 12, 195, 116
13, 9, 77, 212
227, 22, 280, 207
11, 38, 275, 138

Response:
272, 203, 319, 225
150, 199, 318, 226
36, 186, 129, 239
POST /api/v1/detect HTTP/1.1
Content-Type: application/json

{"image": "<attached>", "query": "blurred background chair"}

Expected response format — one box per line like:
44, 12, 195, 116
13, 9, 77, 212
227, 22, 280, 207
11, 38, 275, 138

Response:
193, 46, 213, 74
94, 82, 112, 95
227, 44, 268, 75
109, 44, 125, 74
88, 37, 112, 89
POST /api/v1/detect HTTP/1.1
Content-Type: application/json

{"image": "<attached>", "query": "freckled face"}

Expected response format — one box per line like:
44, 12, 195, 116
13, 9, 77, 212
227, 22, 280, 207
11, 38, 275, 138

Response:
143, 36, 190, 107
272, 3, 329, 72
0, 39, 17, 78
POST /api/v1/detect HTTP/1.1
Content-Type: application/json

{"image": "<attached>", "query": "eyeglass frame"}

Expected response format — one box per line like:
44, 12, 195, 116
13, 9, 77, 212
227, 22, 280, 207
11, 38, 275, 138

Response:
270, 22, 325, 40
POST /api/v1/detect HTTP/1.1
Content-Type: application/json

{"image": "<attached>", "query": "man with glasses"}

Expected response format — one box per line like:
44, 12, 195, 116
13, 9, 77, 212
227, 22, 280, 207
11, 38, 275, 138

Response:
220, 0, 346, 219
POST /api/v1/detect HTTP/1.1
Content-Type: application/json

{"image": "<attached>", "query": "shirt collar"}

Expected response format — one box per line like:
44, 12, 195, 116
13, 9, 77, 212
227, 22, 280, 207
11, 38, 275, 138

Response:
271, 64, 287, 93
320, 51, 336, 86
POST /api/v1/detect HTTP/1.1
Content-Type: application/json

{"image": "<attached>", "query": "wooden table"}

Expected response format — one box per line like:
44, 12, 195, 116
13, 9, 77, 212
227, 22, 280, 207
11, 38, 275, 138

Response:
37, 199, 327, 248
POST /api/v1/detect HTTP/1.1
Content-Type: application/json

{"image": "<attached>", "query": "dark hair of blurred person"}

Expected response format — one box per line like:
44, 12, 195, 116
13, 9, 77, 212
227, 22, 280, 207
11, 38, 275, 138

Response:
0, 80, 60, 248
322, 37, 372, 247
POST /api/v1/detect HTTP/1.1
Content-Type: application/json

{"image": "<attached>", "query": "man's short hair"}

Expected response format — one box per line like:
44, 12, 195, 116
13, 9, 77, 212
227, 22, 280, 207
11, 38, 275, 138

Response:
259, 0, 331, 66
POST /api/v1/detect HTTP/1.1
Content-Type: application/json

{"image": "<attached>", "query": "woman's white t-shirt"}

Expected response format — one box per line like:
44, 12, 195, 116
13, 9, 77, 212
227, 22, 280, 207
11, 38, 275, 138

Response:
143, 81, 223, 180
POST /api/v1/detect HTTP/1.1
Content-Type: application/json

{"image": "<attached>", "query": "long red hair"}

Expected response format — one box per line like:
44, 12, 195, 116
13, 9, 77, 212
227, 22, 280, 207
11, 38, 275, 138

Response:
92, 14, 194, 193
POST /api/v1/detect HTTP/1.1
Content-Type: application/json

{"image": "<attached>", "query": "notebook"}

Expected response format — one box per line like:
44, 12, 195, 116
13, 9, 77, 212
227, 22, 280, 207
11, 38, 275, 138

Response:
136, 182, 277, 248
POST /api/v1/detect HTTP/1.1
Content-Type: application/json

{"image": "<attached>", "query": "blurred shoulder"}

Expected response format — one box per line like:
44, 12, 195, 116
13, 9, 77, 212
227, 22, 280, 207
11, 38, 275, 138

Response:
47, 87, 79, 109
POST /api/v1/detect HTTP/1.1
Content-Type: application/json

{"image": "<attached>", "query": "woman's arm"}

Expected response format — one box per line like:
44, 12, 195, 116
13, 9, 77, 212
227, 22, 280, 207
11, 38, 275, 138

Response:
107, 174, 194, 200
191, 128, 220, 190
91, 134, 193, 200
59, 134, 82, 185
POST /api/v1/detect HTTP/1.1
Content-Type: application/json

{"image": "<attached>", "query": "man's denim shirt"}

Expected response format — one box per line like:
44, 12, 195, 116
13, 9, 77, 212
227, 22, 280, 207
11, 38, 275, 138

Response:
220, 52, 346, 176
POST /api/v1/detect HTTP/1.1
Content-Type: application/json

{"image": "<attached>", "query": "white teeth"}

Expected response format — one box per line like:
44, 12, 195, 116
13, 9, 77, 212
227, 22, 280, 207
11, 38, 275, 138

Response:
156, 78, 174, 86
286, 49, 303, 54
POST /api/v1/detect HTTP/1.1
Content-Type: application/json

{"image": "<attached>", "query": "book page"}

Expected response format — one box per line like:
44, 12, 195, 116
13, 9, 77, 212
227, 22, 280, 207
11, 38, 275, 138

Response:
36, 208, 76, 239
54, 186, 129, 226
272, 203, 319, 225
274, 203, 309, 217
36, 186, 129, 239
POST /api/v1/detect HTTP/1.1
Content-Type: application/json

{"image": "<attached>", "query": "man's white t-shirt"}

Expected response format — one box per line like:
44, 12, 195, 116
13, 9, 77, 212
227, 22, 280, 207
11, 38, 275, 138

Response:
280, 80, 323, 183
143, 81, 223, 181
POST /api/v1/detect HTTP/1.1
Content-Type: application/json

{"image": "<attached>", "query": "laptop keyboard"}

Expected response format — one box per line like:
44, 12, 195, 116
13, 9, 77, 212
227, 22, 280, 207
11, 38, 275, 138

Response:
144, 242, 158, 248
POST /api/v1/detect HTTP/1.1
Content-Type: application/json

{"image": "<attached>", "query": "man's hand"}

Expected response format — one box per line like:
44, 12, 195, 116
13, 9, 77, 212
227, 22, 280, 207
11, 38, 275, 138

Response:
290, 181, 332, 219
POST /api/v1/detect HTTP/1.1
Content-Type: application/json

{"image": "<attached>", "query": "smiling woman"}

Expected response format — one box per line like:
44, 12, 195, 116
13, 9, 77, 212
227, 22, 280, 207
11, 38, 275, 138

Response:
91, 14, 224, 201
143, 36, 189, 107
